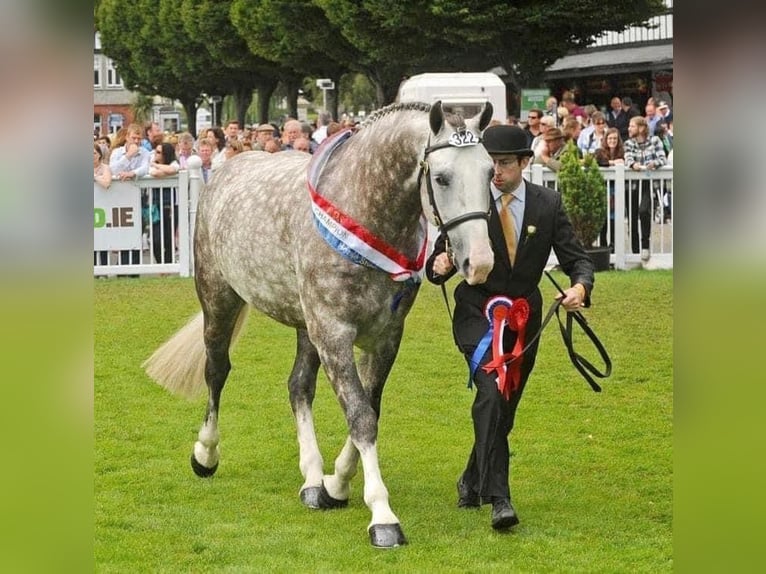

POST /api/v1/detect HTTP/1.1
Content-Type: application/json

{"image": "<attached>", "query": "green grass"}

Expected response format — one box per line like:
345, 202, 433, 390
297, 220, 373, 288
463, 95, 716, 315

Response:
95, 270, 672, 573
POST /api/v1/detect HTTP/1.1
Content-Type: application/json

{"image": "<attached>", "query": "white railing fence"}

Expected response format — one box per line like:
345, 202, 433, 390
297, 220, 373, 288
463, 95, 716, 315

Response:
93, 163, 671, 277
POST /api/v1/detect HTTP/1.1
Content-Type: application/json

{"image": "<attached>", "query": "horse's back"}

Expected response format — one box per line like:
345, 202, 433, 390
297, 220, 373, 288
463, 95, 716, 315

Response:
195, 151, 313, 326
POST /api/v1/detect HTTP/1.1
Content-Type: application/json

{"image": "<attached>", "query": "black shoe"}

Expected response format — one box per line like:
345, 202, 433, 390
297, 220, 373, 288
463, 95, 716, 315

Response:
491, 499, 519, 530
456, 476, 480, 509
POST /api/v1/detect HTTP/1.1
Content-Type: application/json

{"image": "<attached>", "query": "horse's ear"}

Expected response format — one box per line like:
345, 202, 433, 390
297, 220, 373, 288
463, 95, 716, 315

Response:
478, 102, 494, 131
429, 100, 444, 135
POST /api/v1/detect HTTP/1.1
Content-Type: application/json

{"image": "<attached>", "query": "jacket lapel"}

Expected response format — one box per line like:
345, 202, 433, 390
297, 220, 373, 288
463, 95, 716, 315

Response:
516, 181, 539, 264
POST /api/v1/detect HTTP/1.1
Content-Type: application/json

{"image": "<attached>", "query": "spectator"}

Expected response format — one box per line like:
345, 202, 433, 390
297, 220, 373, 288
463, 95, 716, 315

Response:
141, 121, 163, 152
109, 123, 151, 274
110, 122, 152, 181
522, 108, 543, 147
225, 138, 245, 159
594, 128, 625, 167
206, 127, 227, 167
94, 142, 112, 189
561, 116, 581, 146
531, 115, 555, 157
108, 127, 128, 162
578, 111, 607, 155
96, 135, 111, 160
606, 96, 636, 142
147, 142, 180, 265
534, 127, 567, 172
292, 136, 311, 153
594, 128, 625, 249
94, 143, 112, 267
624, 116, 667, 261
281, 119, 303, 150
253, 123, 277, 151
543, 95, 558, 126
655, 121, 673, 155
224, 120, 240, 142
560, 90, 587, 123
175, 131, 196, 169
196, 137, 215, 184
656, 100, 673, 124
644, 100, 660, 136
264, 139, 281, 153
326, 121, 343, 138
300, 121, 319, 153
312, 111, 333, 145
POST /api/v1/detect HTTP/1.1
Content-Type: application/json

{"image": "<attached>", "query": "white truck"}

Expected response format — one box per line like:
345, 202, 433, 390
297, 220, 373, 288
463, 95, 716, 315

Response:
396, 72, 507, 123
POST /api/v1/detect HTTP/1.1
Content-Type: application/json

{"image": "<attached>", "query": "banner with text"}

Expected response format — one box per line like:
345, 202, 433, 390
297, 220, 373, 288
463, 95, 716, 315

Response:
94, 181, 142, 250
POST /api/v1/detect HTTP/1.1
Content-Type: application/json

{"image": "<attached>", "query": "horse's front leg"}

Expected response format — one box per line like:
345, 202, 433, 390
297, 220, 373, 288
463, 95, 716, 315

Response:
315, 326, 407, 548
287, 329, 325, 508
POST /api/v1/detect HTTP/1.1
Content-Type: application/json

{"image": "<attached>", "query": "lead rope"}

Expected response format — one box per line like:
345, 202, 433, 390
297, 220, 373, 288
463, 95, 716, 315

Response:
436, 269, 612, 392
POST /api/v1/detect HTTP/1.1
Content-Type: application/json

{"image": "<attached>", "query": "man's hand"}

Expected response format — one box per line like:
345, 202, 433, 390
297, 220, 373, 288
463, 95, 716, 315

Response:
432, 252, 454, 276
555, 283, 586, 312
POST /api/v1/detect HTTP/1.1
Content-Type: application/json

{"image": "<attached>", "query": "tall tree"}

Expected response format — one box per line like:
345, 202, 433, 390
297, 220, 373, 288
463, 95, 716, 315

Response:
178, 0, 283, 125
231, 0, 356, 120
97, 0, 216, 135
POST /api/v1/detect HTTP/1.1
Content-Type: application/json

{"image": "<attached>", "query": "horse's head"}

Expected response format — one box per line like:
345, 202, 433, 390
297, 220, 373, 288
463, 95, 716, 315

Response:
420, 101, 495, 285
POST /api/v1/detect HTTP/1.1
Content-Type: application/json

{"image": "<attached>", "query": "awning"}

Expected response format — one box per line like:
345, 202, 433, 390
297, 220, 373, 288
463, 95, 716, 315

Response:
545, 42, 673, 80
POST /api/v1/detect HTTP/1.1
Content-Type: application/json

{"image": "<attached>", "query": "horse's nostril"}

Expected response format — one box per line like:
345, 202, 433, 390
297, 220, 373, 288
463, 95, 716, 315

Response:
462, 258, 471, 274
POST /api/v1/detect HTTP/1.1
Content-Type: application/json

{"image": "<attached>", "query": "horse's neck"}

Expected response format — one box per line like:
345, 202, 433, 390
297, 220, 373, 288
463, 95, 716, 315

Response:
321, 124, 426, 254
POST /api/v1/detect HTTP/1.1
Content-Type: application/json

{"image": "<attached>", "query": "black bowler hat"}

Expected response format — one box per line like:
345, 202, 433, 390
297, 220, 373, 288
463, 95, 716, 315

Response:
482, 125, 534, 157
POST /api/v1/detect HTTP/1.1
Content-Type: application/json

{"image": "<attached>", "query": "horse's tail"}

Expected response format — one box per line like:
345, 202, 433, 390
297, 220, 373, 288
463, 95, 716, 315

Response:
142, 307, 250, 399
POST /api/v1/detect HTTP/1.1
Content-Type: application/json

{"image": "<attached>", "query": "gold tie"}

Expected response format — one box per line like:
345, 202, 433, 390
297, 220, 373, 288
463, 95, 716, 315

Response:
499, 193, 517, 265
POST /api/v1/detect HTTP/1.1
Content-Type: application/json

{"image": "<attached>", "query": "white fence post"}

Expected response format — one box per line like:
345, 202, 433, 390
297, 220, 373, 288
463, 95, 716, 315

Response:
613, 164, 627, 270
186, 156, 203, 277
176, 169, 190, 277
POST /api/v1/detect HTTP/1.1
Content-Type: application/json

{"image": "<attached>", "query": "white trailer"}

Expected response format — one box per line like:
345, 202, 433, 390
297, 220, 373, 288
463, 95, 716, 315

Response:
396, 72, 507, 123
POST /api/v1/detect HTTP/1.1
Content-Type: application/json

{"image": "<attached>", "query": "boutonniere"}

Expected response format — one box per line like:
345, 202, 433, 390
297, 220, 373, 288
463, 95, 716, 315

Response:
524, 225, 537, 245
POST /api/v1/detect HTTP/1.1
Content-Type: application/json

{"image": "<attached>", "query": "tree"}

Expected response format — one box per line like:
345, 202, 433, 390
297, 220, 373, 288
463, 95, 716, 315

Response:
179, 0, 283, 125
97, 0, 216, 135
231, 0, 355, 120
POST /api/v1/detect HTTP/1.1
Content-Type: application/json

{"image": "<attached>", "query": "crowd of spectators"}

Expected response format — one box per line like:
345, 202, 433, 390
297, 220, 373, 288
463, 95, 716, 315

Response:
94, 96, 673, 267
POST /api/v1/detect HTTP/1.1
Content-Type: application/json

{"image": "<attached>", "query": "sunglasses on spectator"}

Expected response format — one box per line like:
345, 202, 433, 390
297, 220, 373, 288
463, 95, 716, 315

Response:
528, 115, 539, 119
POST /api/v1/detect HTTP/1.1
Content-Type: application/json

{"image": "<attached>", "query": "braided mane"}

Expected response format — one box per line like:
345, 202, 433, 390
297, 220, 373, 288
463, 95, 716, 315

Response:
359, 102, 432, 128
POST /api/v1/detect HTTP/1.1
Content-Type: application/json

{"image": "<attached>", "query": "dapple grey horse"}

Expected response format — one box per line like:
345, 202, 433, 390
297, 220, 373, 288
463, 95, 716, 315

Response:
143, 101, 495, 547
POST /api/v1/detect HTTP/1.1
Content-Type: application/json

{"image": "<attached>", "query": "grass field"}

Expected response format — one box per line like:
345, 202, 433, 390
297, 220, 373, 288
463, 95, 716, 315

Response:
95, 269, 672, 573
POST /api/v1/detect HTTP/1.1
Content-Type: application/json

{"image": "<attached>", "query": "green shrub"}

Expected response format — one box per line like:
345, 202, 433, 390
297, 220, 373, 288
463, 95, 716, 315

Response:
557, 140, 607, 248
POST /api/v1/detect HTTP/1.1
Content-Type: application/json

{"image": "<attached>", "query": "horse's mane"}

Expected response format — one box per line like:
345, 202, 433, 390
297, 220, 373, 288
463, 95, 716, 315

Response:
359, 101, 466, 131
359, 102, 432, 128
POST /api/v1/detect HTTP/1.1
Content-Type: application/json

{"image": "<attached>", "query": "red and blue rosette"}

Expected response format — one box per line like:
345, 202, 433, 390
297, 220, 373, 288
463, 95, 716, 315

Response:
468, 296, 530, 400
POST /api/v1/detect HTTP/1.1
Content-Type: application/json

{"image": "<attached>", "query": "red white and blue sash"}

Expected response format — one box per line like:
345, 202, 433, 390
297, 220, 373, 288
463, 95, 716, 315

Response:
469, 296, 530, 400
307, 130, 427, 282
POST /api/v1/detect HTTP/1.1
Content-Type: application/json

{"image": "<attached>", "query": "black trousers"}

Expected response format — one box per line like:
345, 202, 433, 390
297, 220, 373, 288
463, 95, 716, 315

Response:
630, 180, 652, 253
151, 205, 177, 264
459, 329, 540, 504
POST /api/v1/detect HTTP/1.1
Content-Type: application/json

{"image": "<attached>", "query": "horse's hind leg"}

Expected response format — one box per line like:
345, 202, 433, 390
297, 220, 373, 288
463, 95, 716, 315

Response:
191, 279, 246, 478
287, 329, 326, 509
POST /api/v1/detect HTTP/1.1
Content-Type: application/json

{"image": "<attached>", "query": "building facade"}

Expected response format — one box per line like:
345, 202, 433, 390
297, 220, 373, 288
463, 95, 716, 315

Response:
93, 32, 135, 136
544, 0, 673, 113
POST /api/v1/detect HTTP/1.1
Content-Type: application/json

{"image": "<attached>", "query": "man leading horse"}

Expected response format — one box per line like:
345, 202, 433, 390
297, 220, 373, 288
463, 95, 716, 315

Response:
426, 125, 595, 531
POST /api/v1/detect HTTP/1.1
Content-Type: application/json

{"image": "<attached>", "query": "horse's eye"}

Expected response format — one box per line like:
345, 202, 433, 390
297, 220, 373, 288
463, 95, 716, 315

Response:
434, 174, 449, 186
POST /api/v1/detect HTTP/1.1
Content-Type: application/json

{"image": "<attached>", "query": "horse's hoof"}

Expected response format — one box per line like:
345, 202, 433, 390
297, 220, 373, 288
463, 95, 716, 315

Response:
300, 486, 322, 509
190, 453, 218, 478
317, 483, 349, 509
369, 523, 408, 548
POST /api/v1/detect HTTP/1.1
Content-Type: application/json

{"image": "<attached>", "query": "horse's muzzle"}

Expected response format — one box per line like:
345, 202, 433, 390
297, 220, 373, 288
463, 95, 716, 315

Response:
462, 243, 494, 285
